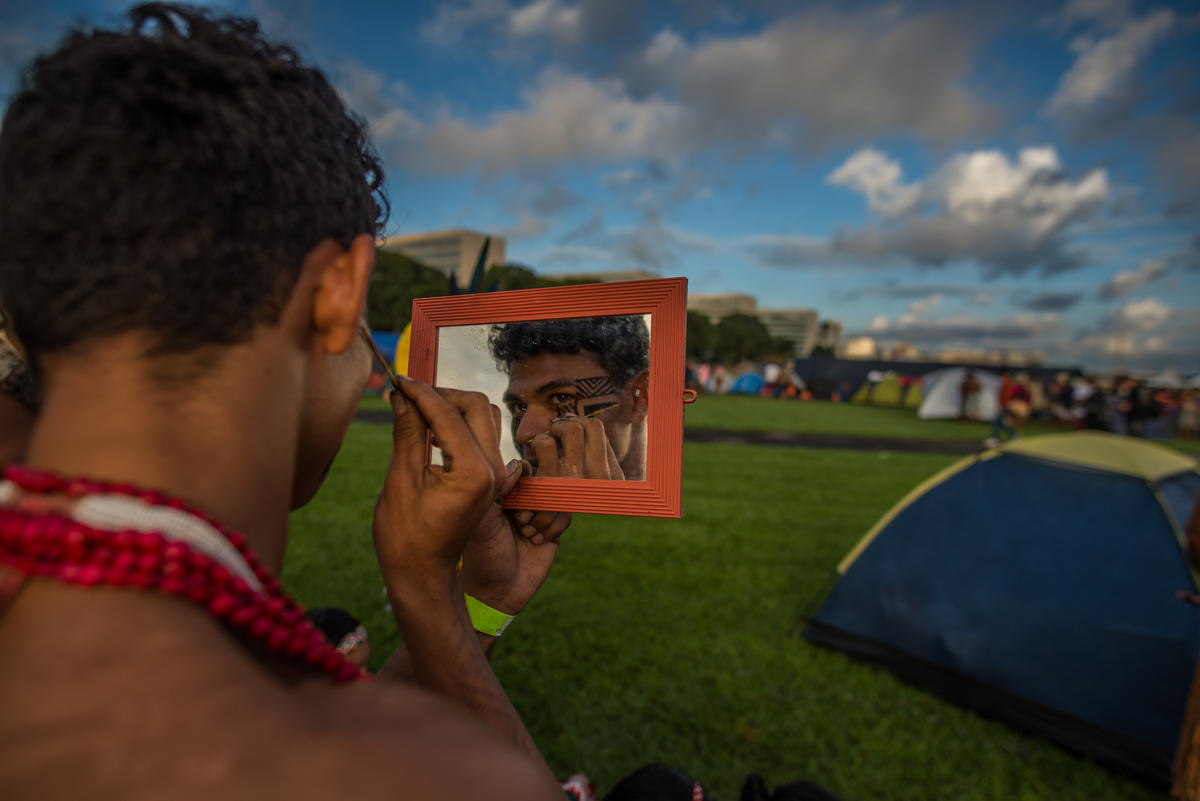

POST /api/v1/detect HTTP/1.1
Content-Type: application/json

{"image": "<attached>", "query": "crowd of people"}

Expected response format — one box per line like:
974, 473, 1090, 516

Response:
686, 357, 1198, 441
687, 359, 810, 399
977, 371, 1198, 440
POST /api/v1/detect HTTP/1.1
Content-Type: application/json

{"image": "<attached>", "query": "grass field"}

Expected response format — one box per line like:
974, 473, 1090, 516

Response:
682, 394, 1200, 455
286, 407, 1171, 800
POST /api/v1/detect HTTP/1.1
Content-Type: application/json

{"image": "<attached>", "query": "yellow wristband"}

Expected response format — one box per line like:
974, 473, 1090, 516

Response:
465, 593, 515, 637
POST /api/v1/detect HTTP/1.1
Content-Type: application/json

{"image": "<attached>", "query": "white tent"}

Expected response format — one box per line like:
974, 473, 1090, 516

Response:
918, 367, 1002, 421
1147, 369, 1184, 389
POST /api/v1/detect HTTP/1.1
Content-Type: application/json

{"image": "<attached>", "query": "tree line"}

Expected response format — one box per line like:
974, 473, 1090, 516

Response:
365, 250, 589, 332
365, 249, 794, 364
686, 311, 794, 363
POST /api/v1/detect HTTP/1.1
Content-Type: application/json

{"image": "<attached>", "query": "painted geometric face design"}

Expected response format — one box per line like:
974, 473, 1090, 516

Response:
502, 352, 626, 459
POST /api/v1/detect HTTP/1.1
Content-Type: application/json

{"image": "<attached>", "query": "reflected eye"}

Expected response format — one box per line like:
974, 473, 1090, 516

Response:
507, 401, 527, 417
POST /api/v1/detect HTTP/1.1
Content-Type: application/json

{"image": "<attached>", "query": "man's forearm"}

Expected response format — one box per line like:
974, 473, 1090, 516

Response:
377, 571, 551, 785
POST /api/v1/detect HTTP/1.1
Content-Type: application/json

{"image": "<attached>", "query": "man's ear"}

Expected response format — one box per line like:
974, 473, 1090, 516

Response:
627, 369, 650, 423
310, 233, 375, 354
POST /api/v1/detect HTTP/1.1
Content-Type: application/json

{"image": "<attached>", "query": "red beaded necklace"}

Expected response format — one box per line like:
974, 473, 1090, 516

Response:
0, 464, 366, 683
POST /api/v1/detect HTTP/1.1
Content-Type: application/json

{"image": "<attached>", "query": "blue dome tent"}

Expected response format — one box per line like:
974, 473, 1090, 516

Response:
729, 372, 765, 396
805, 433, 1200, 786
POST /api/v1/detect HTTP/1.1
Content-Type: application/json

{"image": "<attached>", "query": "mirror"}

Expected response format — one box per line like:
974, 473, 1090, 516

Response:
409, 278, 686, 517
435, 315, 651, 480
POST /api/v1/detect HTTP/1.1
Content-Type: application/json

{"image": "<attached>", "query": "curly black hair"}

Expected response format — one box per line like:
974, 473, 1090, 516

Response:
488, 316, 649, 387
0, 3, 388, 366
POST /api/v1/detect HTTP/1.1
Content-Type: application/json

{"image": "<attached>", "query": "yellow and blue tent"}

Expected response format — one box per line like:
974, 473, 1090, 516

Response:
805, 432, 1200, 787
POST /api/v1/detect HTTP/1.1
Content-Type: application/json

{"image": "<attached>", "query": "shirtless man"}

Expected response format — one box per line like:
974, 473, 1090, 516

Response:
0, 5, 566, 798
489, 316, 650, 482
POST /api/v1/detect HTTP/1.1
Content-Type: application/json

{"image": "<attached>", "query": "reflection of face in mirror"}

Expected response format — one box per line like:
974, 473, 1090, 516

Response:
489, 316, 649, 480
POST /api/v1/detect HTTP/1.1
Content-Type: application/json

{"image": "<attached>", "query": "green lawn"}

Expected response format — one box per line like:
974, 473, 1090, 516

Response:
285, 420, 1164, 800
683, 394, 1200, 455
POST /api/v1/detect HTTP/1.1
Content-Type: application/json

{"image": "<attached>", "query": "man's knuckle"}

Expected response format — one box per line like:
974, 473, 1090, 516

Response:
460, 390, 490, 409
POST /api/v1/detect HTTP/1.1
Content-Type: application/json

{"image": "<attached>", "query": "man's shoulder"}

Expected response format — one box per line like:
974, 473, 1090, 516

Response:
0, 584, 551, 801
5, 658, 549, 801
231, 680, 555, 800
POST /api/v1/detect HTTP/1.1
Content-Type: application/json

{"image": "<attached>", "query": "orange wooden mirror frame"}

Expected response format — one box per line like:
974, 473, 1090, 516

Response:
408, 277, 687, 518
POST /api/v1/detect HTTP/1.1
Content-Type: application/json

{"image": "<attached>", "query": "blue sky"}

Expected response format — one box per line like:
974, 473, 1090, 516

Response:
3, 0, 1199, 371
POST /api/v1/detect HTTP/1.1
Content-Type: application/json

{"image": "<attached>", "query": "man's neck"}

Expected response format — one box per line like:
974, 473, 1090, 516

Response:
22, 333, 304, 572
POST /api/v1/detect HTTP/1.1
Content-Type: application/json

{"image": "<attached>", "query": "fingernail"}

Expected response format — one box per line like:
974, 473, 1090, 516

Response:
506, 459, 519, 476
517, 511, 533, 524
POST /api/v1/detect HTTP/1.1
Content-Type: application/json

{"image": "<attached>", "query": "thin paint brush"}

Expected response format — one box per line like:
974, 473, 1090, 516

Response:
581, 402, 621, 418
359, 324, 402, 391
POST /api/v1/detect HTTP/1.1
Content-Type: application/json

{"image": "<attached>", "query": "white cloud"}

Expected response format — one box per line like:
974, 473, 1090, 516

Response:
534, 211, 718, 270
1053, 0, 1133, 30
508, 0, 582, 42
1096, 258, 1167, 299
1070, 303, 1200, 370
1046, 9, 1174, 120
744, 234, 830, 267
898, 294, 944, 325
827, 148, 921, 216
391, 70, 683, 173
503, 210, 551, 240
604, 168, 643, 189
421, 0, 510, 46
386, 6, 994, 175
938, 147, 1107, 238
1115, 297, 1170, 331
825, 145, 1109, 277
532, 243, 614, 267
335, 62, 419, 144
858, 311, 1062, 345
643, 27, 687, 67
1155, 122, 1200, 213
663, 7, 991, 151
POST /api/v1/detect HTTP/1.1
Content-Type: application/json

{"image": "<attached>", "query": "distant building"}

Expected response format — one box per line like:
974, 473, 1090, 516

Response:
843, 336, 877, 359
541, 269, 661, 284
888, 342, 921, 360
687, 293, 758, 323
815, 319, 843, 354
380, 229, 507, 287
756, 308, 819, 356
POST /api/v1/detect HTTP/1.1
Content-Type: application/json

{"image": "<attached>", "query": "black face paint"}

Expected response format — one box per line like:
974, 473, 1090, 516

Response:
582, 401, 620, 417
575, 376, 619, 399
555, 397, 579, 417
